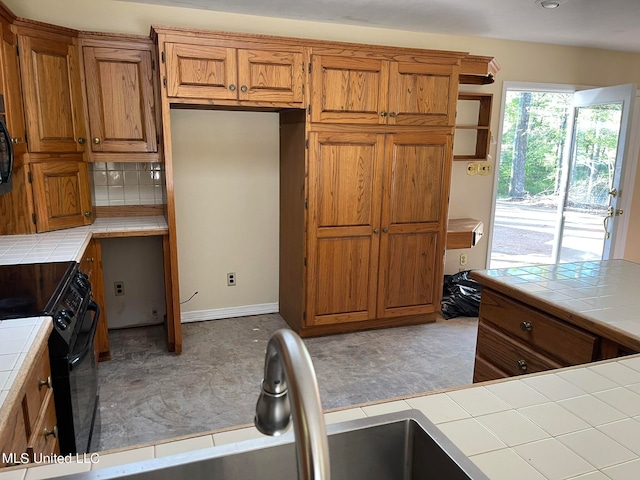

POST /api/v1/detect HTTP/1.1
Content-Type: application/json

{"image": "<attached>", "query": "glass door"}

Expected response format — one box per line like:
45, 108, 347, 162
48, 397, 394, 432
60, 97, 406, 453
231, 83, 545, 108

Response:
554, 84, 636, 262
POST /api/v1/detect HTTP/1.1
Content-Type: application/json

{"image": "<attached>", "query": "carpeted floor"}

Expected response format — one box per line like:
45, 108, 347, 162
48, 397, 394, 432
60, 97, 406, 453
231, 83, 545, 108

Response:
97, 314, 478, 451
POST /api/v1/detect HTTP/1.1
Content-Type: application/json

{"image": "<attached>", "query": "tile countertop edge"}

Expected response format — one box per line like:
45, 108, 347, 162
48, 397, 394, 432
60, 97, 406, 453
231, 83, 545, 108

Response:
0, 216, 169, 266
0, 319, 52, 435
470, 262, 640, 353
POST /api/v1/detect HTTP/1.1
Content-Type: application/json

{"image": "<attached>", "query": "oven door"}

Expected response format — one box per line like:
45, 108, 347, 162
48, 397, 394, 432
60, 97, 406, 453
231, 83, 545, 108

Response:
67, 300, 100, 454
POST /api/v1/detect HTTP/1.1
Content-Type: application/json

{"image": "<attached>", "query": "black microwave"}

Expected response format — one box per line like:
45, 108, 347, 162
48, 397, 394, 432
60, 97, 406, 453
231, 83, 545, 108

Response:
0, 93, 14, 196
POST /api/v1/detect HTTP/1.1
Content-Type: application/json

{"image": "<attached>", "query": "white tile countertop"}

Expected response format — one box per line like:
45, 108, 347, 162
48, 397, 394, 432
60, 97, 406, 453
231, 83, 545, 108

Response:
0, 216, 168, 265
0, 317, 52, 441
2, 353, 640, 480
471, 260, 640, 351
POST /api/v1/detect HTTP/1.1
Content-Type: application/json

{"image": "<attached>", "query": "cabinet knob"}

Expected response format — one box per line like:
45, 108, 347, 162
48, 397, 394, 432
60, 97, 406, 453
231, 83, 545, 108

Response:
380, 111, 387, 117
373, 228, 379, 234
520, 321, 533, 332
11, 137, 21, 144
38, 376, 52, 390
86, 257, 95, 263
383, 227, 389, 233
44, 425, 58, 439
93, 137, 101, 144
240, 85, 248, 92
229, 84, 236, 91
78, 137, 86, 144
84, 211, 92, 217
516, 359, 528, 372
389, 112, 397, 118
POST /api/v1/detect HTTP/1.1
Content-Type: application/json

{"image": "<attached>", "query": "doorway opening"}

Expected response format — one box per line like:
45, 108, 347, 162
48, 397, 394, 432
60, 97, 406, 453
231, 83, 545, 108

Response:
489, 83, 636, 268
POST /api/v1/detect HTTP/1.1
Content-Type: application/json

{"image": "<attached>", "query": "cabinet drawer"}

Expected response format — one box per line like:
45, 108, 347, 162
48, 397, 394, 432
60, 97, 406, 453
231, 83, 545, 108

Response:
27, 388, 59, 460
480, 289, 597, 365
476, 321, 564, 377
473, 354, 508, 383
23, 346, 53, 435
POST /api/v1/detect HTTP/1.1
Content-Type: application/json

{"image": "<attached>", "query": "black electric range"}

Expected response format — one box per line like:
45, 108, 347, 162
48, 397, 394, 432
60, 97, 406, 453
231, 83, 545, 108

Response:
0, 261, 101, 455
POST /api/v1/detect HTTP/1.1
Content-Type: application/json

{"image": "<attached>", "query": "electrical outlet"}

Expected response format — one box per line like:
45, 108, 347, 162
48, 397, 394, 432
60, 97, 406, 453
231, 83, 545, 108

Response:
478, 161, 492, 175
466, 162, 478, 176
114, 281, 125, 296
227, 272, 236, 286
459, 253, 468, 266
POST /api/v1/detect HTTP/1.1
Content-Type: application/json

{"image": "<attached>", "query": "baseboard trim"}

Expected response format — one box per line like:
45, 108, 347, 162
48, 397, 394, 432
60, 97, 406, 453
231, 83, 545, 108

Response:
181, 302, 279, 323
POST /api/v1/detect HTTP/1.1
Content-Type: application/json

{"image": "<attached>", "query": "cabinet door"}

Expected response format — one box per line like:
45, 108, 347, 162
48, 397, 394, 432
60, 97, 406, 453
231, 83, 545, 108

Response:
80, 239, 110, 362
165, 43, 237, 100
19, 35, 86, 153
237, 48, 304, 103
310, 55, 388, 124
387, 61, 459, 126
0, 18, 27, 159
306, 132, 385, 326
83, 46, 157, 153
377, 133, 452, 318
30, 160, 92, 231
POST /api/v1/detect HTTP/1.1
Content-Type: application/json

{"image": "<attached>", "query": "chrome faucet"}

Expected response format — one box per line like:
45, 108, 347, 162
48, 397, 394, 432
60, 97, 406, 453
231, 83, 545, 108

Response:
255, 329, 331, 480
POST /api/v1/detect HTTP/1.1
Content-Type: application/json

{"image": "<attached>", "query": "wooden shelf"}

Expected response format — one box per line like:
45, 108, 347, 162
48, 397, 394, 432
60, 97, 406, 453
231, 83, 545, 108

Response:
447, 218, 484, 249
454, 92, 493, 161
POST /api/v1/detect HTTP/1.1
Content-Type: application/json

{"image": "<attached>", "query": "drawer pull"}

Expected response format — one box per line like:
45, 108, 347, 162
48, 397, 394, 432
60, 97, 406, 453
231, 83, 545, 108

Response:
38, 376, 52, 390
520, 321, 533, 332
44, 425, 58, 439
516, 359, 528, 372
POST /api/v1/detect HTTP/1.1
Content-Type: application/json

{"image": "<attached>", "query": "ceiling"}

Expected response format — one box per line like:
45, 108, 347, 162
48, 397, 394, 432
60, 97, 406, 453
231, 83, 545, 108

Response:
117, 0, 640, 53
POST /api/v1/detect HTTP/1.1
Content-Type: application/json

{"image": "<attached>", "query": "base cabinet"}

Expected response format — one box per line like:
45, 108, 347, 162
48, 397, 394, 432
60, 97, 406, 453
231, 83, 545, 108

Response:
80, 238, 110, 362
473, 289, 634, 383
0, 344, 59, 468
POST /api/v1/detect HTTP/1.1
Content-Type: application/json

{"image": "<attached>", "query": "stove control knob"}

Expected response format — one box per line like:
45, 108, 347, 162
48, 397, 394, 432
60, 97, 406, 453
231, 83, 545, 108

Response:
75, 272, 90, 291
55, 310, 74, 330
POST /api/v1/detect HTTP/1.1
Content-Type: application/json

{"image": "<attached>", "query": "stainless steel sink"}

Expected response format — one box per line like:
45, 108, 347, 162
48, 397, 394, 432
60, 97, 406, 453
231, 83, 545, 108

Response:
63, 410, 489, 479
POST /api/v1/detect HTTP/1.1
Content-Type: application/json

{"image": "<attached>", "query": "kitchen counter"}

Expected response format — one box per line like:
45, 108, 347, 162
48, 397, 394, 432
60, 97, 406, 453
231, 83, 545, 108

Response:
2, 351, 640, 479
0, 317, 52, 444
472, 259, 640, 353
0, 216, 168, 266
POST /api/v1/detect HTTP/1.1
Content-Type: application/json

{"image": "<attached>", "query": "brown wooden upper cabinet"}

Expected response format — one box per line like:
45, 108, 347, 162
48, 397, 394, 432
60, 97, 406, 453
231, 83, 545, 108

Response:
0, 16, 27, 160
82, 40, 158, 159
164, 41, 305, 104
30, 160, 92, 232
305, 130, 451, 327
310, 52, 460, 126
18, 31, 86, 154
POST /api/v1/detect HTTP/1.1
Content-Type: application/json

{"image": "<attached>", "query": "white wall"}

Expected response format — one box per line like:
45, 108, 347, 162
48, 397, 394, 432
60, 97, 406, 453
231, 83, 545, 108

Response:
101, 236, 166, 328
7, 0, 640, 293
170, 110, 279, 314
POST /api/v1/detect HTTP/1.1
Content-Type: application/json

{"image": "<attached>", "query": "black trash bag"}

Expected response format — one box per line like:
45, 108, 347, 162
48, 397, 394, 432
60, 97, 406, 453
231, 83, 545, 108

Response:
441, 270, 482, 319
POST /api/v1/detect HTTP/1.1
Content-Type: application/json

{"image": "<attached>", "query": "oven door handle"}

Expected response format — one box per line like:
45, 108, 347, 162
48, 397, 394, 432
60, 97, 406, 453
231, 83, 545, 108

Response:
69, 301, 100, 371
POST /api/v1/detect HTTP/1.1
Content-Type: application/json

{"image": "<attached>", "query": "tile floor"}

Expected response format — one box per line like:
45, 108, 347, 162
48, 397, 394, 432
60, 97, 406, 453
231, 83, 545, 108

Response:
97, 313, 478, 451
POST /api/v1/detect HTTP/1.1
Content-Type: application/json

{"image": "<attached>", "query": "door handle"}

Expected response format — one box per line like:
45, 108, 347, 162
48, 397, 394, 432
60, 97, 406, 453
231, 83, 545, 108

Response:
603, 206, 613, 239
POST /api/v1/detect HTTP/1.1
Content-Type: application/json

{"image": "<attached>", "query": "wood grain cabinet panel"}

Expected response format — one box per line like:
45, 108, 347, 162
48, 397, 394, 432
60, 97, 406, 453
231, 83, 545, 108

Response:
166, 43, 236, 100
377, 133, 450, 318
310, 53, 459, 126
30, 160, 92, 231
80, 239, 110, 362
165, 42, 304, 104
387, 61, 459, 126
310, 55, 388, 124
0, 16, 27, 159
0, 402, 28, 467
18, 34, 86, 153
237, 48, 303, 103
306, 131, 384, 326
305, 131, 451, 328
83, 45, 157, 154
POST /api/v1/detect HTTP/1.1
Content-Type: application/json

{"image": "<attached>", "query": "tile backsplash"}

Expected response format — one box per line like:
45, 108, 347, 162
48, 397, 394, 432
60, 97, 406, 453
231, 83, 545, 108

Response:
91, 162, 166, 207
